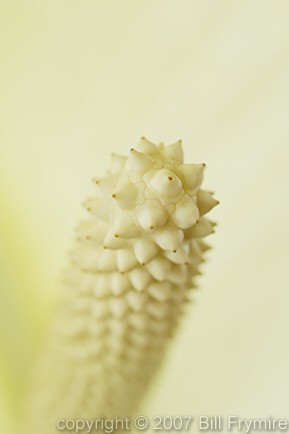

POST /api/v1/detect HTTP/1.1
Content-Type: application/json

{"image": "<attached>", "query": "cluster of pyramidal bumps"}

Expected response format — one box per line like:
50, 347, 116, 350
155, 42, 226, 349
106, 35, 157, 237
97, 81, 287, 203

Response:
26, 138, 218, 433
76, 137, 218, 292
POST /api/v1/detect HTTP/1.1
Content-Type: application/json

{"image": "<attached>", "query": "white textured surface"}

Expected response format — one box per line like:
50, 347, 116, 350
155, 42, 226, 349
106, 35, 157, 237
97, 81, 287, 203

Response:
24, 140, 217, 433
1, 1, 289, 433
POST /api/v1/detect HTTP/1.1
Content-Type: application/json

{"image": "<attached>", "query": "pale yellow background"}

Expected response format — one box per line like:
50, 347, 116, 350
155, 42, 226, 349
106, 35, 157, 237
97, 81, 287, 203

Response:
1, 1, 289, 433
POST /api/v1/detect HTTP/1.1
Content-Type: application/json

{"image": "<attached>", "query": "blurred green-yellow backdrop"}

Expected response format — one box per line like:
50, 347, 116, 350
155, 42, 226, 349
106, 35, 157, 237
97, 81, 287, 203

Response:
1, 1, 289, 433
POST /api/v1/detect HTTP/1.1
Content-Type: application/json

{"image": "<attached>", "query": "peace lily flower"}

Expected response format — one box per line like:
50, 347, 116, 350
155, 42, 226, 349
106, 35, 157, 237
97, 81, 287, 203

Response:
3, 2, 288, 433
12, 138, 217, 434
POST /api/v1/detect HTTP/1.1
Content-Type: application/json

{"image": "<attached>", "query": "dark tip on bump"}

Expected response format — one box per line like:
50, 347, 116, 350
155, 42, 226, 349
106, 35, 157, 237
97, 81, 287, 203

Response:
149, 226, 154, 230
86, 207, 91, 212
112, 194, 116, 199
168, 176, 173, 181
172, 250, 177, 253
202, 163, 206, 167
103, 246, 108, 250
114, 233, 119, 238
141, 136, 146, 140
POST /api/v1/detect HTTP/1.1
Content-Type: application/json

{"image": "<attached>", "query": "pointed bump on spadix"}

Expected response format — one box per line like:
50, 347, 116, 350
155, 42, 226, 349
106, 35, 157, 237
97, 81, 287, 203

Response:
162, 140, 184, 163
152, 227, 184, 252
197, 189, 219, 215
125, 148, 152, 172
137, 137, 158, 155
177, 163, 206, 192
111, 180, 138, 210
149, 169, 182, 196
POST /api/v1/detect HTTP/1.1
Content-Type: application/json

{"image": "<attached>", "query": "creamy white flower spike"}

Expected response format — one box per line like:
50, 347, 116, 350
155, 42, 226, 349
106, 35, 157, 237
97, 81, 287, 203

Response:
24, 138, 218, 434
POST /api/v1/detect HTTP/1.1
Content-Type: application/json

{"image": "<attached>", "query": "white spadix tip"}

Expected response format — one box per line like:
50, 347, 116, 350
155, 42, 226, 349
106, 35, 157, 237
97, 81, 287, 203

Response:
25, 138, 218, 434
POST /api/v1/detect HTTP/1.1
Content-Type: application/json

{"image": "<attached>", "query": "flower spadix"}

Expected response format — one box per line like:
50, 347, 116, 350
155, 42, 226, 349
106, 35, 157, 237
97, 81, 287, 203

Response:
24, 138, 218, 434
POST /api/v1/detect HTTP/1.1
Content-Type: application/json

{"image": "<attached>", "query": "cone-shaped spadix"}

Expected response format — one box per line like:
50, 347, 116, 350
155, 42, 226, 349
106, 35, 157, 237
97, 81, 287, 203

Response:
24, 138, 218, 434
